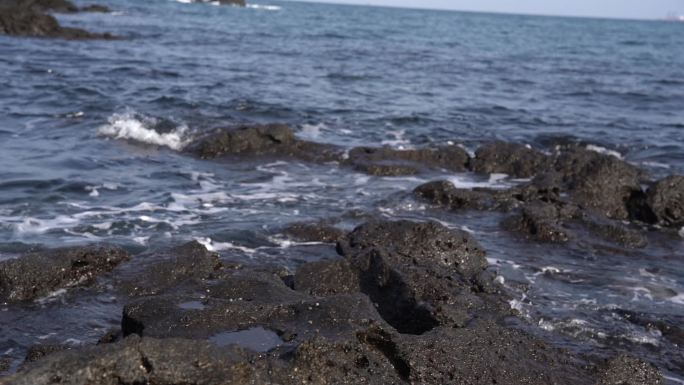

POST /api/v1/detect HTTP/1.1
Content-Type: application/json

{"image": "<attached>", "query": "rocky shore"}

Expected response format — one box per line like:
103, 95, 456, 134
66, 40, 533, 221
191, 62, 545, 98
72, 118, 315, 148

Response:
0, 0, 114, 39
2, 121, 682, 384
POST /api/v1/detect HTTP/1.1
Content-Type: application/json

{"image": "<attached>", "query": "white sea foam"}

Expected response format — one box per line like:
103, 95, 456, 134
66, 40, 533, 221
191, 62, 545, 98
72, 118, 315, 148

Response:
195, 237, 258, 254
586, 144, 623, 159
381, 129, 411, 149
298, 123, 325, 140
98, 111, 190, 150
246, 4, 281, 11
447, 173, 512, 190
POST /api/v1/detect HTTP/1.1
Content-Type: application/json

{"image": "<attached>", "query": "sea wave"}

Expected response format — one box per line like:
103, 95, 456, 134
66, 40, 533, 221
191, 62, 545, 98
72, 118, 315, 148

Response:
97, 111, 191, 151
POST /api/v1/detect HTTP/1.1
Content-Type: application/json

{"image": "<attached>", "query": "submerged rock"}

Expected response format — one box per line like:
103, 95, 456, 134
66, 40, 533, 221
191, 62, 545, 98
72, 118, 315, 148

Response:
189, 123, 343, 162
0, 245, 130, 303
79, 4, 110, 12
471, 141, 550, 178
414, 180, 520, 211
646, 175, 684, 228
344, 145, 470, 176
281, 222, 346, 243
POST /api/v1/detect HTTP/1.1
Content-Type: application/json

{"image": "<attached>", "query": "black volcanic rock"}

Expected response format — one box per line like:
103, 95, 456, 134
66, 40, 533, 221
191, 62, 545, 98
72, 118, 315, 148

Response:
646, 175, 684, 228
0, 245, 130, 303
120, 241, 222, 297
554, 147, 642, 220
336, 220, 499, 332
414, 180, 522, 211
189, 123, 343, 162
472, 141, 550, 178
0, 1, 116, 39
344, 145, 470, 176
282, 222, 346, 243
3, 234, 663, 385
23, 344, 69, 365
503, 200, 571, 243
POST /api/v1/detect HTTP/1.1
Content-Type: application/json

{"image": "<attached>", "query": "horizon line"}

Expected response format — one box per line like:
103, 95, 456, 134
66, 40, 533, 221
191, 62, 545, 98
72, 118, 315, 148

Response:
278, 0, 674, 22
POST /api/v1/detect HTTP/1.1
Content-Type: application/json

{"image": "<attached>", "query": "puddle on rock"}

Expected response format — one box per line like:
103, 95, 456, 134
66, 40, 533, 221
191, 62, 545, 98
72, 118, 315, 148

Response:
209, 327, 283, 352
177, 301, 207, 310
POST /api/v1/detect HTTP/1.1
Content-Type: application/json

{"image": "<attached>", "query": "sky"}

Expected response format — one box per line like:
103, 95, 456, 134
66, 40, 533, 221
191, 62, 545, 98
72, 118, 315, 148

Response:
291, 0, 684, 20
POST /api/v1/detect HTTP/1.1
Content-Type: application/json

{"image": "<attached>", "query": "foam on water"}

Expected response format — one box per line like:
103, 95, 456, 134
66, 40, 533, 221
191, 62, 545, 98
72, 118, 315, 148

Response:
447, 173, 513, 190
246, 4, 282, 11
97, 111, 190, 151
586, 144, 623, 159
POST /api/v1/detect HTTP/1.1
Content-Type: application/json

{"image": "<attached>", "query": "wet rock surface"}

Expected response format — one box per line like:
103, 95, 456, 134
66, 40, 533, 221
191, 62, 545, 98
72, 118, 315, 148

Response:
0, 245, 130, 303
189, 124, 344, 162
4, 221, 650, 385
0, 0, 115, 39
281, 221, 346, 243
344, 145, 470, 176
646, 175, 684, 228
471, 141, 550, 178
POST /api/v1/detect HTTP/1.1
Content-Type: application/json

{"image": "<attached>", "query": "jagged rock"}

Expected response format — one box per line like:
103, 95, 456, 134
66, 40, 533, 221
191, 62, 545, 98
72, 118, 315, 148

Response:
344, 145, 470, 176
0, 2, 116, 39
23, 344, 69, 364
414, 180, 521, 211
282, 222, 346, 243
596, 355, 663, 385
581, 216, 648, 248
336, 221, 503, 332
189, 124, 342, 162
338, 220, 488, 279
646, 175, 684, 228
120, 241, 222, 297
554, 147, 642, 220
503, 201, 570, 243
472, 141, 550, 178
0, 245, 130, 303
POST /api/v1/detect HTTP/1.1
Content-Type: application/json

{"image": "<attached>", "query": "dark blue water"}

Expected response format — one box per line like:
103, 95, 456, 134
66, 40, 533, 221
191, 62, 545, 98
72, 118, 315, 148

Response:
1, 0, 683, 381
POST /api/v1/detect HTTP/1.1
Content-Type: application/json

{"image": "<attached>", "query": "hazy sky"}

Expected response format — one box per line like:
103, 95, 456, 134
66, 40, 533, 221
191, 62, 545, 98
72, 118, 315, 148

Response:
293, 0, 684, 19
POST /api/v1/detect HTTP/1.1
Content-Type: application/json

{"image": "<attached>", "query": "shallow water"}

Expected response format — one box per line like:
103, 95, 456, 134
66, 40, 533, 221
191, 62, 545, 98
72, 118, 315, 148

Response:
1, 0, 683, 380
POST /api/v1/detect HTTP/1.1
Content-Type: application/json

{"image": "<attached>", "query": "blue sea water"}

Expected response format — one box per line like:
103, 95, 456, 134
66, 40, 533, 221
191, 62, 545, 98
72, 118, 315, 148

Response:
1, 0, 683, 380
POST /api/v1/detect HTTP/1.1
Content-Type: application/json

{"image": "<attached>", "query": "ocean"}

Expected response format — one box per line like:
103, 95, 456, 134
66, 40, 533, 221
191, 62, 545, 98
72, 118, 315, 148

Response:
1, 0, 683, 381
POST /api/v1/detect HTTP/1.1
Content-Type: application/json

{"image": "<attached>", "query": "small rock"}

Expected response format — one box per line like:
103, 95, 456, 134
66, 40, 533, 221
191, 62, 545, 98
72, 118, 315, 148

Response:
471, 141, 550, 178
0, 245, 130, 303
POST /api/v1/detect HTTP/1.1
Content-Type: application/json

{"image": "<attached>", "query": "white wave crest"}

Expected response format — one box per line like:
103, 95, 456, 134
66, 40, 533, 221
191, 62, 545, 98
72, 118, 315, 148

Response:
98, 112, 190, 150
586, 144, 623, 159
246, 4, 281, 10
